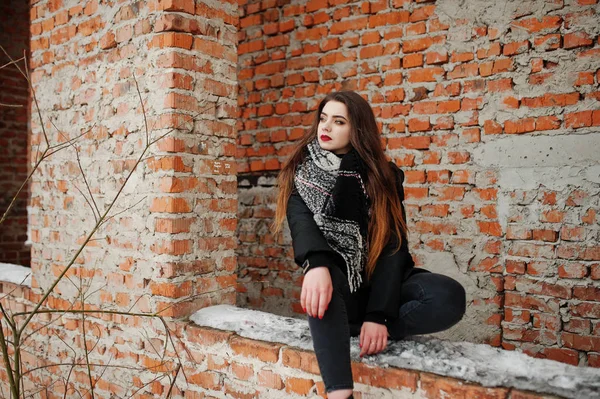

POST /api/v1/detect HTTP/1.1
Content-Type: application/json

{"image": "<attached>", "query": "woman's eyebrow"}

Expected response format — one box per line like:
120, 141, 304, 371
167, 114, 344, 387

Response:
320, 112, 348, 121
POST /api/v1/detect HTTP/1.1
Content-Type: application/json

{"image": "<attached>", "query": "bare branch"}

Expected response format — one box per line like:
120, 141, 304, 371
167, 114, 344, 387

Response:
0, 319, 18, 398
52, 119, 101, 223
0, 55, 25, 71
62, 364, 76, 399
132, 73, 149, 147
165, 364, 181, 398
79, 283, 96, 399
100, 196, 146, 228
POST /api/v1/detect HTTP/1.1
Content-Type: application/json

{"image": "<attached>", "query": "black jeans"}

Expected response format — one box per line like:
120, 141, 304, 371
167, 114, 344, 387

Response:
308, 265, 466, 393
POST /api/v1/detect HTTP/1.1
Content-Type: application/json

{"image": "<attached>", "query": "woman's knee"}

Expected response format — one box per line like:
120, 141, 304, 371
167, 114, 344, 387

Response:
439, 277, 466, 325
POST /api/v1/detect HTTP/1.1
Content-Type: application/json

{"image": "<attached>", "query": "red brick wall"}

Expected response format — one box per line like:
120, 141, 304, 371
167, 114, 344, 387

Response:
236, 0, 600, 366
27, 0, 238, 318
0, 0, 31, 266
0, 280, 571, 398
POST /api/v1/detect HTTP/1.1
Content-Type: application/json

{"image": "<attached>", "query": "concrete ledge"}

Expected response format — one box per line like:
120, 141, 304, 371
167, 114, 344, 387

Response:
0, 263, 32, 287
192, 305, 600, 399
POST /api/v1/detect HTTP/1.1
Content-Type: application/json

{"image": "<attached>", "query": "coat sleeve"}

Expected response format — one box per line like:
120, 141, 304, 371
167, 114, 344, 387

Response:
286, 190, 345, 273
363, 163, 415, 325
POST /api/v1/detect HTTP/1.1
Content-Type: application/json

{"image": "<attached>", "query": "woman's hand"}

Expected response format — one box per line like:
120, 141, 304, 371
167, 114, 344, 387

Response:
359, 322, 388, 357
301, 267, 333, 319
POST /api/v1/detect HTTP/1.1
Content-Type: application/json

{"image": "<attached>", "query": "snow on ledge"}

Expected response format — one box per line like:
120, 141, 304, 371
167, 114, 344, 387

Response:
191, 305, 600, 399
0, 263, 32, 287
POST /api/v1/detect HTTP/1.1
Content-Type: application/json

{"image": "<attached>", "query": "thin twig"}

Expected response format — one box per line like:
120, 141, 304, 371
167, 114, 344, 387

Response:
165, 364, 181, 398
100, 196, 146, 228
0, 55, 25, 71
133, 73, 149, 147
62, 364, 76, 399
79, 281, 95, 399
52, 119, 101, 222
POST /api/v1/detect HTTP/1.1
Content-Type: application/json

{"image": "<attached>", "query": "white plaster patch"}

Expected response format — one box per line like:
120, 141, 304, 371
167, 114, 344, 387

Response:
191, 305, 600, 399
497, 166, 600, 191
472, 134, 600, 169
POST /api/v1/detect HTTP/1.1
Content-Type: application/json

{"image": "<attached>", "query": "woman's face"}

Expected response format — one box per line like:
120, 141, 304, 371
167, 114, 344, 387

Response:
317, 100, 352, 155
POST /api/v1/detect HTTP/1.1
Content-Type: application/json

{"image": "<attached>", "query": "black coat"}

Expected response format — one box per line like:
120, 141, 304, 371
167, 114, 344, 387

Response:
287, 161, 425, 326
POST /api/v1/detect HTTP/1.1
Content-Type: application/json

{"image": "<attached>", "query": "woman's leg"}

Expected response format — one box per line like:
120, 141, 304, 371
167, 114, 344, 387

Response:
387, 271, 466, 340
307, 266, 354, 398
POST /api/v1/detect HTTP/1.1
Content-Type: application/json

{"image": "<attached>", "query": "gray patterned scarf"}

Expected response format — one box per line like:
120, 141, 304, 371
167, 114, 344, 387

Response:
294, 139, 370, 292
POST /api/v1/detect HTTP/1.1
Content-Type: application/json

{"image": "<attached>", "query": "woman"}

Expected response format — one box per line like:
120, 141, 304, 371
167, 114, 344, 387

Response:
273, 91, 466, 399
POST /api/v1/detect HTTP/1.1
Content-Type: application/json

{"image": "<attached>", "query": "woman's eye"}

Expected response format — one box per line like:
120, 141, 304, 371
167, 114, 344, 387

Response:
335, 120, 344, 125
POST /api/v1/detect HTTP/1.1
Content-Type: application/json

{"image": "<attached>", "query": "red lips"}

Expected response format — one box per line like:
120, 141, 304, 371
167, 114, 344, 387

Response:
320, 134, 331, 142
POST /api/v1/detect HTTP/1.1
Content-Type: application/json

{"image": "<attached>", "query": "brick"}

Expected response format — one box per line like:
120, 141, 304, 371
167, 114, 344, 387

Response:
426, 51, 448, 64
506, 260, 526, 274
420, 373, 508, 399
571, 302, 600, 318
281, 348, 320, 374
488, 78, 513, 92
150, 197, 191, 213
565, 111, 593, 128
573, 286, 600, 301
330, 17, 368, 34
526, 261, 555, 277
534, 34, 561, 51
561, 226, 585, 241
403, 53, 423, 68
257, 369, 284, 389
511, 16, 562, 33
158, 0, 195, 14
503, 40, 530, 55
558, 262, 588, 279
407, 118, 431, 132
409, 5, 435, 22
360, 44, 383, 58
484, 119, 503, 134
562, 332, 600, 351
403, 37, 433, 53
285, 377, 315, 395
368, 11, 409, 27
493, 58, 513, 73
532, 229, 558, 242
149, 32, 193, 49
407, 67, 445, 82
508, 242, 555, 259
421, 204, 450, 217
229, 336, 281, 363
535, 116, 561, 131
542, 347, 579, 366
448, 63, 479, 79
505, 308, 530, 324
353, 363, 418, 391
504, 118, 535, 134
563, 31, 593, 49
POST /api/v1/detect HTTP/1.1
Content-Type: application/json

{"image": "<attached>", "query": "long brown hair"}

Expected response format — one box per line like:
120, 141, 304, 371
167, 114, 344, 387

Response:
273, 91, 407, 280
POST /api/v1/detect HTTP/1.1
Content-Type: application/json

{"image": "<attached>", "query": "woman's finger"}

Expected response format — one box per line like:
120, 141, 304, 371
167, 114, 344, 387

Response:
310, 289, 320, 318
304, 290, 312, 317
360, 336, 370, 357
300, 286, 306, 313
368, 338, 377, 355
317, 288, 331, 319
